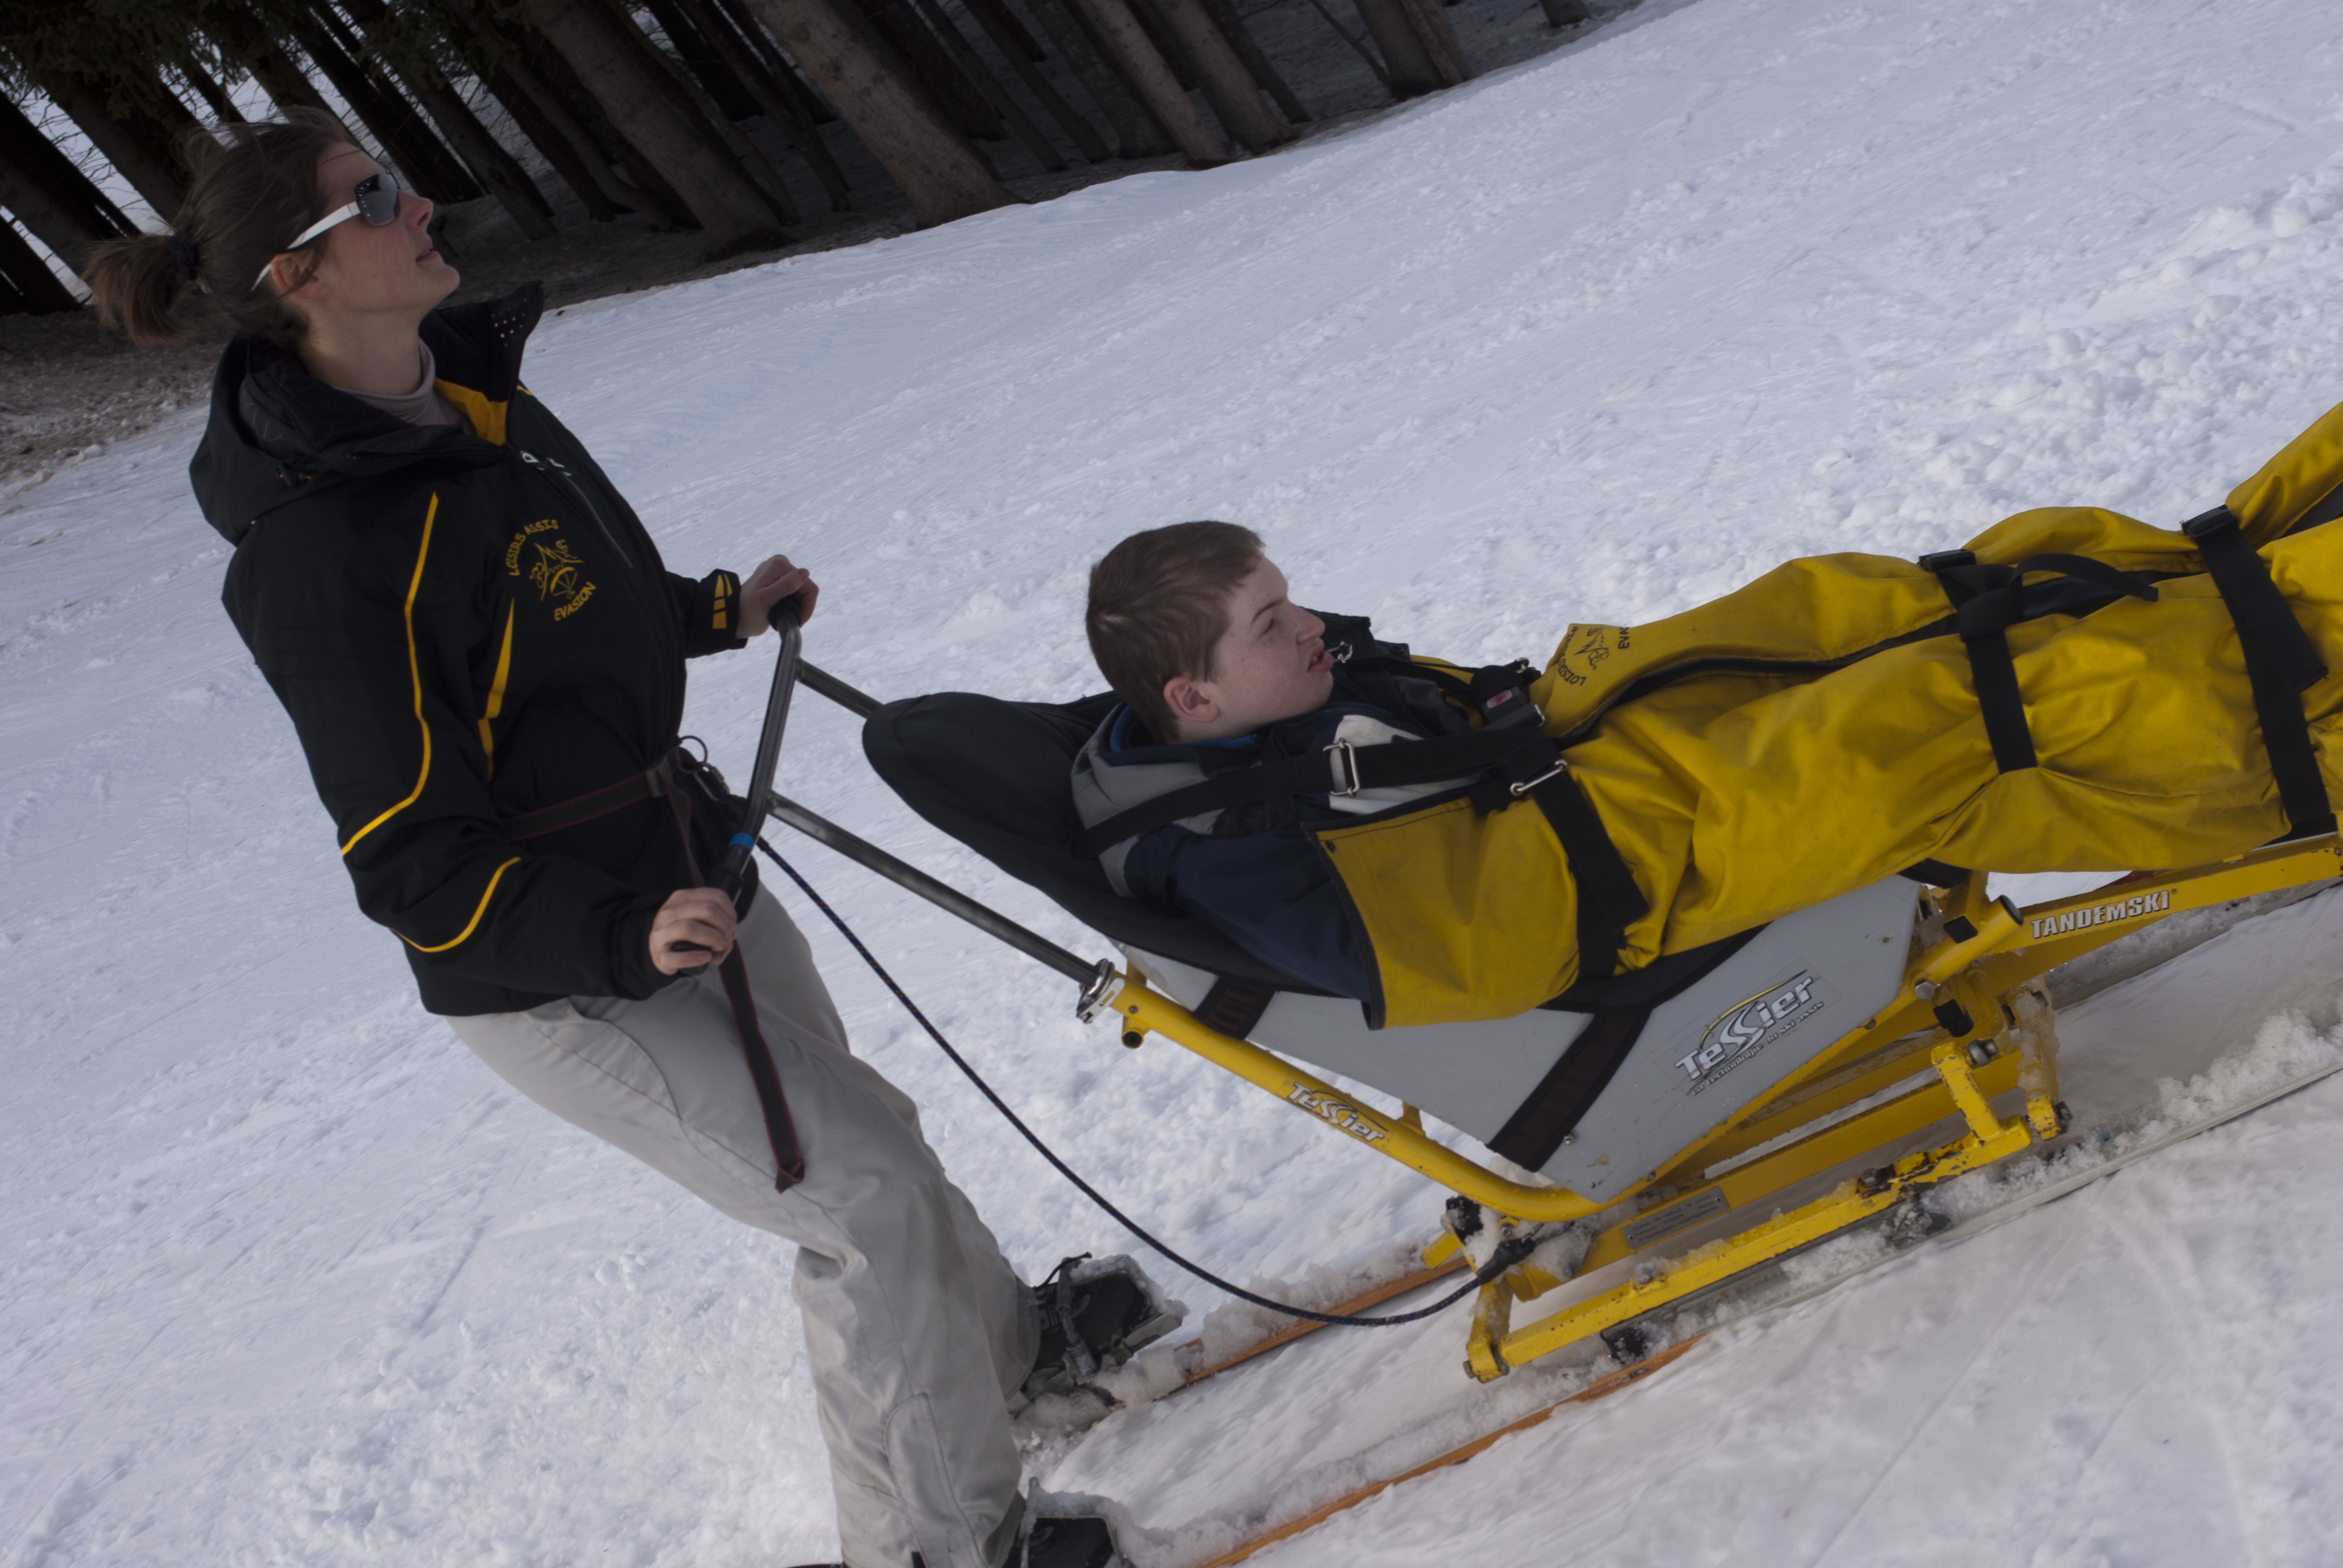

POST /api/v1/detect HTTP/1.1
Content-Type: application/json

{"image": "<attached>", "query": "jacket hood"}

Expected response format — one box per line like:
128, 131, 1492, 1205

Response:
188, 282, 545, 546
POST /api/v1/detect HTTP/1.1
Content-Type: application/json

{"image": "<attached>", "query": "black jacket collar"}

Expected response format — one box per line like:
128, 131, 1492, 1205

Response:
188, 282, 545, 546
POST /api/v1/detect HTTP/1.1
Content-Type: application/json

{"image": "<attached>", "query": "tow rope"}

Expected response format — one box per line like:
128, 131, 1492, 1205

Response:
752, 835, 1532, 1326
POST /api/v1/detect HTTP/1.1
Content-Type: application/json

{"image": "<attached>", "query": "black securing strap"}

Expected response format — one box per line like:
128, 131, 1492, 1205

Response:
1898, 858, 1971, 887
1922, 550, 2160, 774
2285, 481, 2343, 537
1489, 1009, 1651, 1171
2183, 506, 2335, 835
662, 764, 803, 1193
718, 946, 805, 1189
1524, 762, 1649, 982
1193, 975, 1277, 1039
1544, 925, 1762, 1014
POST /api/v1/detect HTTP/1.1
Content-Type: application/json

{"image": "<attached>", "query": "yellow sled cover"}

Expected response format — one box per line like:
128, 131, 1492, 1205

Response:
1322, 400, 2343, 1027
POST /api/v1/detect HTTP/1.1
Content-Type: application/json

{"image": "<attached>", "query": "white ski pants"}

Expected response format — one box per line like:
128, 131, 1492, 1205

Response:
448, 889, 1038, 1568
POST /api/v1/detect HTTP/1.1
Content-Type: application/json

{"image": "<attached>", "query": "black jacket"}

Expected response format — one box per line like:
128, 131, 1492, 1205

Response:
191, 283, 753, 1015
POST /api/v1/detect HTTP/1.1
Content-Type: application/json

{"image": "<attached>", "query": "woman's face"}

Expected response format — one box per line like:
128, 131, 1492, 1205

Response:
283, 145, 459, 322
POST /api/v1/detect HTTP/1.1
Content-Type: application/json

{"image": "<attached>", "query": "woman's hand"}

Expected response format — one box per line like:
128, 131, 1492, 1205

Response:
650, 886, 738, 974
739, 554, 818, 638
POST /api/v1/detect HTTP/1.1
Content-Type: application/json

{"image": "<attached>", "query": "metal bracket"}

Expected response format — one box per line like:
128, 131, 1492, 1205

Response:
1075, 959, 1122, 1024
1324, 738, 1362, 796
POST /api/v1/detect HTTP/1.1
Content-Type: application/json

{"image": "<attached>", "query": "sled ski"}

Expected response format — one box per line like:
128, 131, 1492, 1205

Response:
1194, 1336, 1708, 1567
1178, 1048, 2343, 1566
1163, 1257, 1470, 1390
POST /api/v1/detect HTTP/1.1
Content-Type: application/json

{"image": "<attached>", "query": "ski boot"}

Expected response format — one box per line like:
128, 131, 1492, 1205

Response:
1021, 1511, 1122, 1568
1014, 1255, 1182, 1410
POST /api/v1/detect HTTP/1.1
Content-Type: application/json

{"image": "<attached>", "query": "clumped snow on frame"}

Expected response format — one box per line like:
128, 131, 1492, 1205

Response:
8, 0, 2343, 1563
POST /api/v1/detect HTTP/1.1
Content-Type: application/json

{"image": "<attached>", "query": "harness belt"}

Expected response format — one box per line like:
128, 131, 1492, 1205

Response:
1921, 550, 2160, 773
2182, 506, 2335, 836
496, 747, 684, 840
1075, 704, 1650, 984
496, 745, 805, 1190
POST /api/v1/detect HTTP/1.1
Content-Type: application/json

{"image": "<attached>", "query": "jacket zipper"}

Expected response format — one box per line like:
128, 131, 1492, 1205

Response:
514, 444, 684, 716
517, 446, 640, 571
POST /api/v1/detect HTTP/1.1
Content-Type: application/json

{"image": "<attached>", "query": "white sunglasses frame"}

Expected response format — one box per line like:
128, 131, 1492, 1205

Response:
249, 172, 403, 292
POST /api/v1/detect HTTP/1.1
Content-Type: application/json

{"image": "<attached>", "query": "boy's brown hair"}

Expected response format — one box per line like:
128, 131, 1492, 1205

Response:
1086, 520, 1265, 742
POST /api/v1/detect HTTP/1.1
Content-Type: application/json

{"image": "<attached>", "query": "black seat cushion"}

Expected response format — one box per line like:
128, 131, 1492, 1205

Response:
862, 691, 1328, 992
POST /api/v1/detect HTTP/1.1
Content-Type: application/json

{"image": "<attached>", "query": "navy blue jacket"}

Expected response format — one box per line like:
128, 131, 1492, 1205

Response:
1073, 665, 1471, 998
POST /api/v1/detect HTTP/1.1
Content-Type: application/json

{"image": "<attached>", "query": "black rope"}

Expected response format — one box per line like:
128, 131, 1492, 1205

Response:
754, 835, 1522, 1327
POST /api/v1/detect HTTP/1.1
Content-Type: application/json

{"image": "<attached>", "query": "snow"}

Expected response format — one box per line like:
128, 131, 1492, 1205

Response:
7, 0, 2343, 1562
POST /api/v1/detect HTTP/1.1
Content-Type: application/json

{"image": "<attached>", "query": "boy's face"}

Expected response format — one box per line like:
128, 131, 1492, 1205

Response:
1162, 558, 1334, 742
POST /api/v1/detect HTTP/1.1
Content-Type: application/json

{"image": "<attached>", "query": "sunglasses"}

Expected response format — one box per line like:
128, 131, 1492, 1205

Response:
251, 171, 404, 292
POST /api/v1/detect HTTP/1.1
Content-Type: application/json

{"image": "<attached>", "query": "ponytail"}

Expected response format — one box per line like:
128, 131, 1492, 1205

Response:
82, 108, 357, 351
82, 230, 198, 348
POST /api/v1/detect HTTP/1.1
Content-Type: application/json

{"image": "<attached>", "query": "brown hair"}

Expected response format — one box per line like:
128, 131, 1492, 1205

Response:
1085, 520, 1266, 741
82, 108, 359, 349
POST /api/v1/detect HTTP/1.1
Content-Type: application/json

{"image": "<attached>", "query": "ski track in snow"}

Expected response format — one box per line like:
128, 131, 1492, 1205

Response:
5, 0, 2343, 1561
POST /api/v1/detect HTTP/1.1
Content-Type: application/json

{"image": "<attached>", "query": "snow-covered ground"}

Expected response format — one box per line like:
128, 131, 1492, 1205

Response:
7, 0, 2343, 1562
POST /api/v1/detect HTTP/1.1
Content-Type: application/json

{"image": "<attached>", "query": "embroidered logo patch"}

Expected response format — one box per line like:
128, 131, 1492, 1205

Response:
505, 518, 597, 621
1552, 623, 1630, 687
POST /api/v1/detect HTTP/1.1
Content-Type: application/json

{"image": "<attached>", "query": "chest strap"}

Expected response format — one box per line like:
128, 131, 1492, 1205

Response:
1078, 719, 1650, 982
497, 747, 686, 841
1922, 550, 2160, 773
2182, 506, 2334, 835
1074, 722, 1547, 857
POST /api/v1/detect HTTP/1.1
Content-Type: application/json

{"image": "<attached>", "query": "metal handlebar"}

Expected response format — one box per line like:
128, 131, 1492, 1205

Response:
713, 598, 802, 900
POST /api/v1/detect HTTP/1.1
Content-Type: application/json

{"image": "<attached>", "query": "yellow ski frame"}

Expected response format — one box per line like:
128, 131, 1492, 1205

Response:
1093, 835, 2343, 1377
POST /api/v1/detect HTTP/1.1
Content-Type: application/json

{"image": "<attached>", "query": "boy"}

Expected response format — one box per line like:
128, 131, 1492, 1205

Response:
1073, 521, 1475, 1000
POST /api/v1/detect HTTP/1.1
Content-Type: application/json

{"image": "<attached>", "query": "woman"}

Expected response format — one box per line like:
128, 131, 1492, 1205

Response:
86, 113, 1145, 1568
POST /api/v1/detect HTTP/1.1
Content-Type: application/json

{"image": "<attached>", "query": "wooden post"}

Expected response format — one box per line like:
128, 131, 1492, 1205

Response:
428, 0, 639, 220
519, 0, 793, 255
1297, 0, 1389, 91
641, 0, 766, 119
715, 0, 839, 124
855, 0, 1004, 141
1121, 0, 1197, 90
1142, 0, 1287, 151
518, 18, 704, 227
0, 218, 77, 313
740, 0, 1017, 227
0, 96, 133, 275
1348, 0, 1442, 98
1021, 0, 1164, 158
1196, 0, 1308, 123
282, 7, 482, 200
171, 51, 250, 125
672, 0, 855, 209
907, 0, 1064, 171
31, 67, 191, 216
605, 0, 802, 223
1394, 0, 1470, 85
210, 4, 341, 121
1063, 0, 1228, 165
961, 0, 1111, 162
